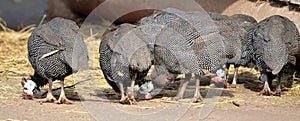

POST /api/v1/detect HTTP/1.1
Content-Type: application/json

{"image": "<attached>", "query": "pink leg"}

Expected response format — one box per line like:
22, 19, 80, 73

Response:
173, 74, 191, 101
230, 66, 239, 88
192, 75, 203, 103
36, 78, 57, 103
56, 79, 73, 104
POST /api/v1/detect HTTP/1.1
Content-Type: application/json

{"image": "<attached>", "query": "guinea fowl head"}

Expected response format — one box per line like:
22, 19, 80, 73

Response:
137, 80, 155, 100
21, 78, 40, 99
211, 68, 228, 88
215, 69, 226, 78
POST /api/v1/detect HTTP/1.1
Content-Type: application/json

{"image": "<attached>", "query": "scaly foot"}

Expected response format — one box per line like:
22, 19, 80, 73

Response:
119, 95, 137, 105
55, 95, 73, 104
258, 83, 272, 96
229, 84, 237, 88
36, 93, 57, 103
192, 96, 203, 103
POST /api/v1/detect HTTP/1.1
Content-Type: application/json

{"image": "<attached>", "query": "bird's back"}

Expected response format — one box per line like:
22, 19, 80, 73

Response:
230, 14, 257, 66
252, 15, 299, 74
140, 8, 226, 74
28, 17, 88, 84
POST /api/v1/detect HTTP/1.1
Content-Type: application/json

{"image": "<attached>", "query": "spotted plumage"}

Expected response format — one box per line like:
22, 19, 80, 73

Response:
252, 15, 300, 95
27, 17, 88, 104
208, 13, 257, 87
99, 23, 154, 104
138, 8, 226, 101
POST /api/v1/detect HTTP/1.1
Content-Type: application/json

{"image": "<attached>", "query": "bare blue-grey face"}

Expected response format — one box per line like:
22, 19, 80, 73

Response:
137, 81, 155, 99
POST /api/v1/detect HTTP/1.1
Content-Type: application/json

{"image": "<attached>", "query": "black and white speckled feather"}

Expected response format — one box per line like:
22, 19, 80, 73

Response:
99, 23, 153, 98
139, 8, 226, 75
138, 8, 226, 101
28, 17, 88, 88
252, 15, 299, 74
252, 15, 299, 95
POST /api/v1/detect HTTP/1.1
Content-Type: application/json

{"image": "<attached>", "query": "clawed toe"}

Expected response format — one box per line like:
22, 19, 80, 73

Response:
229, 84, 237, 88
55, 97, 74, 104
161, 97, 177, 101
259, 89, 271, 96
36, 96, 57, 103
258, 90, 281, 97
192, 97, 203, 103
273, 91, 281, 96
119, 96, 137, 105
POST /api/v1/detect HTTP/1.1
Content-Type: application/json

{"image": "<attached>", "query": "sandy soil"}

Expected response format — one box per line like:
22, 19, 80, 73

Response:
1, 0, 300, 121
1, 74, 300, 121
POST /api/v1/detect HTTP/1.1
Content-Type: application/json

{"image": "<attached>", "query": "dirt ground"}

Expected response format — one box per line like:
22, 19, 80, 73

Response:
1, 67, 300, 121
1, 0, 300, 121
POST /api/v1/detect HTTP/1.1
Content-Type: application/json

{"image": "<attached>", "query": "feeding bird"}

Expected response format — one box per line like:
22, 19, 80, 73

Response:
26, 17, 89, 104
252, 15, 299, 96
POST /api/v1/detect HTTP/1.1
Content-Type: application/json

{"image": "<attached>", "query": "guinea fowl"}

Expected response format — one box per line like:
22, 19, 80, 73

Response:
208, 13, 257, 88
99, 23, 153, 104
27, 17, 89, 104
138, 8, 226, 102
227, 14, 257, 87
252, 15, 299, 96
